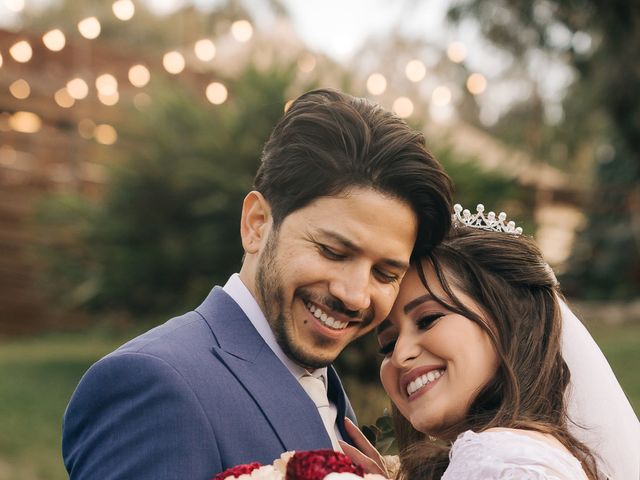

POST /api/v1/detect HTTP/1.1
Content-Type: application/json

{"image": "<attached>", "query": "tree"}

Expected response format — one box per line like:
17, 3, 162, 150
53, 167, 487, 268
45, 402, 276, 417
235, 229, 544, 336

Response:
448, 0, 640, 298
36, 65, 296, 315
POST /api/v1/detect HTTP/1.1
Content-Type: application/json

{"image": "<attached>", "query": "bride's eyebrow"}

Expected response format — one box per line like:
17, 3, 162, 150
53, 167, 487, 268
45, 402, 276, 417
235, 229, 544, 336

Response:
404, 294, 437, 314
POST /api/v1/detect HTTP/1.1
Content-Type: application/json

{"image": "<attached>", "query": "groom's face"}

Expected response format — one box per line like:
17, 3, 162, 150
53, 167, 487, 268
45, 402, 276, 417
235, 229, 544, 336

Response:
255, 187, 417, 369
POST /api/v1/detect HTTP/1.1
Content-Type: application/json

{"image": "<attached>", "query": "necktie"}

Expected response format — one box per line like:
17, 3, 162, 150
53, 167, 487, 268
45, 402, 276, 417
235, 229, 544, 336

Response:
299, 373, 341, 451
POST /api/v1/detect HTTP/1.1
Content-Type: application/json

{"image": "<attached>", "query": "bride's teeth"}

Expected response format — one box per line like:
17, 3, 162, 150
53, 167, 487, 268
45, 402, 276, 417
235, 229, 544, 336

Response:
309, 305, 316, 313
314, 309, 322, 319
406, 370, 444, 396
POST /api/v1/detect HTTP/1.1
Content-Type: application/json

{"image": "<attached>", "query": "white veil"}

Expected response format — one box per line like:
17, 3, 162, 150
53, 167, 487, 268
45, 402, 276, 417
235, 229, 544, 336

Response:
560, 298, 640, 479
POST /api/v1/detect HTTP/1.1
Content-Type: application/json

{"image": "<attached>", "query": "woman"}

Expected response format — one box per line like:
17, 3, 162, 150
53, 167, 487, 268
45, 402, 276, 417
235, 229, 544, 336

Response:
343, 205, 599, 479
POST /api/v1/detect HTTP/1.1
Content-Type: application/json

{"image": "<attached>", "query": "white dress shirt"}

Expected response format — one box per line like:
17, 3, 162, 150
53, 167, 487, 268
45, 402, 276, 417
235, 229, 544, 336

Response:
223, 274, 343, 444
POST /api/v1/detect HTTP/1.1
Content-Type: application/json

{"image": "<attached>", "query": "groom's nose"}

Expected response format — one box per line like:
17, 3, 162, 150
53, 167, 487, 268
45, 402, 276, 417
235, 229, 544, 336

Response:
328, 264, 372, 313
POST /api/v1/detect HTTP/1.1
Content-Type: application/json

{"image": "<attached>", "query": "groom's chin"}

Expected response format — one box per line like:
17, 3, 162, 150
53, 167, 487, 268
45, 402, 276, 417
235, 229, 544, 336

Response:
286, 345, 336, 370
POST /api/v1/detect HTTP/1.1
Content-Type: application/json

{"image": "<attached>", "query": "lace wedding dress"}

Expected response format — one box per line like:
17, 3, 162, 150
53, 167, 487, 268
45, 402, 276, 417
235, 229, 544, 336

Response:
442, 430, 588, 480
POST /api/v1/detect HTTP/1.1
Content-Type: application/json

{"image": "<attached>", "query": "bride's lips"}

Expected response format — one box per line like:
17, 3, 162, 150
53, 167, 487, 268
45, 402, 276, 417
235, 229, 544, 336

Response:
400, 365, 446, 401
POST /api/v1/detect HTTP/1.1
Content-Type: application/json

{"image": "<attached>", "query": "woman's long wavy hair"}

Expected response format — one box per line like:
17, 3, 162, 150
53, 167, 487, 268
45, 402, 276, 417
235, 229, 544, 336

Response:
393, 226, 599, 480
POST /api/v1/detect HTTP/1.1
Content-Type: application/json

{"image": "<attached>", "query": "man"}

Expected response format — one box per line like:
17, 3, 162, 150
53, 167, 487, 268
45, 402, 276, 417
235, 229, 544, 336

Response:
62, 88, 453, 479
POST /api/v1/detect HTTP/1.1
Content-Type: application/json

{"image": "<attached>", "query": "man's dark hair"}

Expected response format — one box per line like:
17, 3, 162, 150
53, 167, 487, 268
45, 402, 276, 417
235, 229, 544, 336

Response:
254, 88, 453, 256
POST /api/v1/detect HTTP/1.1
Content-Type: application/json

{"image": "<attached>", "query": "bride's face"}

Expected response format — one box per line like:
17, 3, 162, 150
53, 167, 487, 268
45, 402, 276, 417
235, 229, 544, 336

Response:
378, 262, 499, 437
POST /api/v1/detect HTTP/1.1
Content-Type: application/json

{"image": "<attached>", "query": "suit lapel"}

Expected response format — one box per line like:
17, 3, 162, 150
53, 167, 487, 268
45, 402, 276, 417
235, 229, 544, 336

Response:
198, 287, 333, 451
327, 366, 357, 445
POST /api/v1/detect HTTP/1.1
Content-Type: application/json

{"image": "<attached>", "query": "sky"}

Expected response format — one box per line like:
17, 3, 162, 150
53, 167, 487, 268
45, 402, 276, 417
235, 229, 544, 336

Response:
0, 0, 573, 124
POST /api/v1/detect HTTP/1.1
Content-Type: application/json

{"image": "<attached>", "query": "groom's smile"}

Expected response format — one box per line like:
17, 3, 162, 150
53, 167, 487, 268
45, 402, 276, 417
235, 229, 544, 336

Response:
304, 301, 351, 331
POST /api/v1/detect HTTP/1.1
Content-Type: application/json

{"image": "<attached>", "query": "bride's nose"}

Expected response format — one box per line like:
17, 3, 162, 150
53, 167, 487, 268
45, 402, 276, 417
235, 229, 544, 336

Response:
390, 329, 421, 368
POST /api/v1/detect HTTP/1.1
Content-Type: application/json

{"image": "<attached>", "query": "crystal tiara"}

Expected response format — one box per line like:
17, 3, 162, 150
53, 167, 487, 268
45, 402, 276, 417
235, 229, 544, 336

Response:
452, 203, 523, 235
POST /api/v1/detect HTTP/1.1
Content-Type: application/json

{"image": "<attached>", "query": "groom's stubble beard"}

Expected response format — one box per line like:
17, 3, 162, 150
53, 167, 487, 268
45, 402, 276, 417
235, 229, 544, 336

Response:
255, 229, 335, 370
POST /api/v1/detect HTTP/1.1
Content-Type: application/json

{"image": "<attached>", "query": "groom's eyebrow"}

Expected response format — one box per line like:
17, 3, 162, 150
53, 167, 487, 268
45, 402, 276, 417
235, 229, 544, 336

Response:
316, 228, 410, 271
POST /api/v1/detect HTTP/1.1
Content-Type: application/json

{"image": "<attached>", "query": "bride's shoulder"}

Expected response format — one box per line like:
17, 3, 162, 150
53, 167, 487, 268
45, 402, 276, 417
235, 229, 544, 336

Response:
484, 427, 572, 453
451, 428, 578, 458
444, 429, 587, 479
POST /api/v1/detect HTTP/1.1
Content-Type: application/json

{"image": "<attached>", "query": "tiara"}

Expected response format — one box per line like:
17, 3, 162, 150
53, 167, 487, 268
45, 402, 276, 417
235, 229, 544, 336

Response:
452, 203, 523, 235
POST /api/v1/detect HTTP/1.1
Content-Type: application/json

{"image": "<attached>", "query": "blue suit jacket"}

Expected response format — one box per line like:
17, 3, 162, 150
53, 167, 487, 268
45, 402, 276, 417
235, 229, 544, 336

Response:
62, 287, 357, 479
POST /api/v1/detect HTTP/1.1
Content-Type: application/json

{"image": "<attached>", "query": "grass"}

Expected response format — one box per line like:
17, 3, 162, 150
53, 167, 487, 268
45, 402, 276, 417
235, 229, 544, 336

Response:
0, 327, 144, 480
0, 322, 638, 480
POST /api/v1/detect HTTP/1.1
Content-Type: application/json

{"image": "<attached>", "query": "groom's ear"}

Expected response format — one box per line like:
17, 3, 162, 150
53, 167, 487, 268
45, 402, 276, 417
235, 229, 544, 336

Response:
240, 191, 273, 254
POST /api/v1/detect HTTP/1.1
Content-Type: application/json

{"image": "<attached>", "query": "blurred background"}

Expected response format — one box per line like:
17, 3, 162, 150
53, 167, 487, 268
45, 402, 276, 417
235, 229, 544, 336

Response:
0, 0, 638, 478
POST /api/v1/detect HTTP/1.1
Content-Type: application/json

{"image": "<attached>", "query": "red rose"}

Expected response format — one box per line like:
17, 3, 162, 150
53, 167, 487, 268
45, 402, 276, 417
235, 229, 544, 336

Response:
212, 461, 262, 480
286, 450, 364, 480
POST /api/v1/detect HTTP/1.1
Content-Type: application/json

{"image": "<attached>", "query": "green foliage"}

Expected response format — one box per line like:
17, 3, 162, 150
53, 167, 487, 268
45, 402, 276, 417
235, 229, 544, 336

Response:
448, 0, 640, 299
435, 147, 529, 217
363, 413, 397, 455
36, 65, 295, 315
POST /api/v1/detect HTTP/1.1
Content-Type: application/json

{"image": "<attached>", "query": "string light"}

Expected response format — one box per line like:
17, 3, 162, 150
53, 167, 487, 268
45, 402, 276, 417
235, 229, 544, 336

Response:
297, 53, 316, 73
66, 78, 89, 100
9, 112, 42, 134
194, 39, 216, 62
128, 64, 150, 87
94, 124, 118, 145
95, 73, 118, 95
9, 40, 32, 63
447, 42, 467, 63
98, 91, 119, 106
42, 29, 66, 51
112, 0, 135, 21
231, 20, 253, 42
78, 17, 101, 39
54, 88, 75, 108
0, 8, 488, 133
405, 60, 426, 82
9, 79, 30, 99
432, 86, 452, 106
466, 73, 487, 95
206, 82, 228, 105
393, 97, 414, 118
163, 51, 185, 74
366, 73, 387, 95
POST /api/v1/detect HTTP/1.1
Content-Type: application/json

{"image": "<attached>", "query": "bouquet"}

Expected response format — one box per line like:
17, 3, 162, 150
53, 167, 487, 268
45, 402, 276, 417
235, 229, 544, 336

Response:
212, 449, 389, 480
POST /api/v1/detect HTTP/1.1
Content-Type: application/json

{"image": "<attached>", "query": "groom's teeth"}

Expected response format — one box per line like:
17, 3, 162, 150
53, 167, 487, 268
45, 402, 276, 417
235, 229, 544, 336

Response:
305, 302, 348, 330
406, 369, 445, 396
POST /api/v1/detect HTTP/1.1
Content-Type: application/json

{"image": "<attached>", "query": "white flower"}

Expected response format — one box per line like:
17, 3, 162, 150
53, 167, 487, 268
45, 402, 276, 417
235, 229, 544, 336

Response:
223, 464, 284, 480
324, 474, 364, 480
273, 450, 295, 474
249, 465, 283, 479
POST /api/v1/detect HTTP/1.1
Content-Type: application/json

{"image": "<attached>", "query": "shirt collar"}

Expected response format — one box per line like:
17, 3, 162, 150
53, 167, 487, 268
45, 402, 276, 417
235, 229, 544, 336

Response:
222, 273, 328, 386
